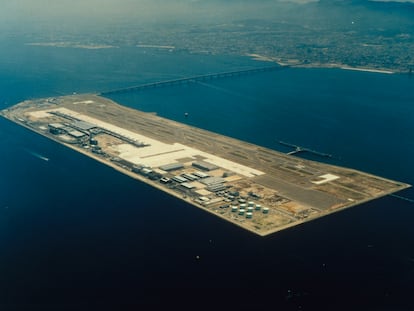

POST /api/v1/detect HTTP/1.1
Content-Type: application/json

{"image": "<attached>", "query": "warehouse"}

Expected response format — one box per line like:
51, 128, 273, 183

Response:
199, 176, 227, 193
172, 175, 188, 183
159, 163, 184, 172
199, 177, 226, 186
192, 161, 218, 171
192, 171, 209, 179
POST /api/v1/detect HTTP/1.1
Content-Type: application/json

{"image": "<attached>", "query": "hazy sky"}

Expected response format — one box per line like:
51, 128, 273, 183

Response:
2, 0, 206, 25
3, 0, 179, 19
1, 0, 318, 26
2, 0, 413, 26
3, 0, 414, 19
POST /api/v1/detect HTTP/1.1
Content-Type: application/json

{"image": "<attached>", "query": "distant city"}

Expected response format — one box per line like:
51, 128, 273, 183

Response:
13, 1, 414, 74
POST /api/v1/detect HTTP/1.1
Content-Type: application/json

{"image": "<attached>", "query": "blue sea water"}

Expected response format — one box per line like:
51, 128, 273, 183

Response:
1, 41, 414, 309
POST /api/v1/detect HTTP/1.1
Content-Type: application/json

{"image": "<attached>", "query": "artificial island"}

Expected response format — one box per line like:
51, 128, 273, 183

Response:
1, 95, 410, 236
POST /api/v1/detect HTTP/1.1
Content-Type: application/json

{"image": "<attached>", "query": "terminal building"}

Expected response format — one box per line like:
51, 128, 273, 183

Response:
48, 123, 65, 135
67, 130, 86, 139
71, 120, 97, 132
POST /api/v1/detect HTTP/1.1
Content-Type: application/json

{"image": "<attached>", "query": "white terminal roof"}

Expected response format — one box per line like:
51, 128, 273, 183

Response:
68, 130, 86, 138
49, 123, 65, 128
39, 108, 265, 178
72, 120, 96, 130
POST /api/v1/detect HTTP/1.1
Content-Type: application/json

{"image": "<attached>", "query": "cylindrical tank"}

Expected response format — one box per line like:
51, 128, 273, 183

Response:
231, 206, 238, 212
238, 209, 245, 215
246, 212, 253, 219
255, 204, 261, 211
248, 201, 254, 207
263, 207, 270, 214
247, 206, 254, 212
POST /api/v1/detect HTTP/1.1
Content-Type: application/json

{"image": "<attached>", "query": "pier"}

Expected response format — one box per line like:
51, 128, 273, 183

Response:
279, 141, 333, 158
100, 65, 286, 96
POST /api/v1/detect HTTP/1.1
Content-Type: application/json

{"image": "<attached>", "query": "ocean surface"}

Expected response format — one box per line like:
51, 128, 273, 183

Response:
1, 41, 414, 310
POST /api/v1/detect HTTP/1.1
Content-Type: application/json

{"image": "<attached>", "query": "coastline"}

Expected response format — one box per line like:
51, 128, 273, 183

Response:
339, 66, 394, 74
26, 42, 118, 49
296, 63, 395, 74
247, 53, 396, 74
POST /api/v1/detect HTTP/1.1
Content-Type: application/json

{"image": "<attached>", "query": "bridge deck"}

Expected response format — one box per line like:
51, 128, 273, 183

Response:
100, 65, 286, 96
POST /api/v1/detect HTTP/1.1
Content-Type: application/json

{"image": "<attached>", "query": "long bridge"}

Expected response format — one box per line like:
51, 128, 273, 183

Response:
100, 65, 286, 96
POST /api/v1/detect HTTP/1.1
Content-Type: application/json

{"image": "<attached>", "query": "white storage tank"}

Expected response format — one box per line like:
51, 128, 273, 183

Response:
248, 201, 254, 207
246, 212, 253, 219
255, 204, 261, 211
238, 209, 245, 216
263, 207, 270, 214
231, 206, 238, 212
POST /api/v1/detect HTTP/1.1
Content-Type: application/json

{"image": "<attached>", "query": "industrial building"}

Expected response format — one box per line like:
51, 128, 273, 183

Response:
192, 171, 209, 179
159, 163, 184, 172
181, 173, 199, 181
48, 123, 65, 134
192, 161, 218, 171
199, 177, 226, 186
199, 176, 227, 192
160, 177, 171, 184
180, 182, 196, 190
172, 175, 188, 183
